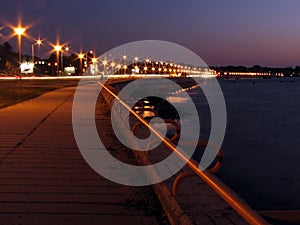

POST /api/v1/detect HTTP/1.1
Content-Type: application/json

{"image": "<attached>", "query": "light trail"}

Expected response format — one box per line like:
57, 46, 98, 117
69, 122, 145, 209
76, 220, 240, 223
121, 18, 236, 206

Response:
99, 81, 270, 225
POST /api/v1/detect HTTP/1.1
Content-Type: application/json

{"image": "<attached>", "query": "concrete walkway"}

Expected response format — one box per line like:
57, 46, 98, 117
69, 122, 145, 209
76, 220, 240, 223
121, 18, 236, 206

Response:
0, 87, 164, 225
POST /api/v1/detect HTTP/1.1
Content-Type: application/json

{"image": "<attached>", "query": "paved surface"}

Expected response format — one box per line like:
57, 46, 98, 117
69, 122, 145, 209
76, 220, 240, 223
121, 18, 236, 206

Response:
0, 87, 166, 225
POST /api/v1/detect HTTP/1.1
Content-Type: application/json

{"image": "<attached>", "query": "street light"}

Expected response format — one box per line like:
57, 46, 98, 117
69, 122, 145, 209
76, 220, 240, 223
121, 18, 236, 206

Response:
92, 57, 97, 75
103, 59, 108, 75
13, 27, 26, 68
78, 53, 85, 75
110, 62, 116, 75
61, 46, 69, 72
32, 39, 42, 64
122, 55, 127, 74
123, 65, 127, 75
117, 64, 121, 74
31, 39, 42, 74
133, 56, 139, 72
54, 44, 62, 75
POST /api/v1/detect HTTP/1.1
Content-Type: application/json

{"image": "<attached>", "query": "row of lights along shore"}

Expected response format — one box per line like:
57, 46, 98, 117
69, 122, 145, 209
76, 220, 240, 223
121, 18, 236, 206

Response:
4, 23, 215, 76
1, 23, 100, 75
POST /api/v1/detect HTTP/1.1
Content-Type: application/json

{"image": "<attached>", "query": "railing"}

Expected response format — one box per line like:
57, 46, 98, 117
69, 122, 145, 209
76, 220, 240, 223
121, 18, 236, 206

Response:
98, 80, 270, 225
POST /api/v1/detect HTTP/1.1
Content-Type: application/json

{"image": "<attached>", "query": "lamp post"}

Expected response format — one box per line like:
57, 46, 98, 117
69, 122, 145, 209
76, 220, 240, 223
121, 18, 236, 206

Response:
123, 65, 127, 75
110, 62, 115, 75
32, 39, 42, 63
78, 53, 84, 75
133, 56, 139, 74
63, 46, 70, 72
103, 59, 108, 76
134, 56, 139, 65
54, 44, 62, 75
31, 39, 42, 74
122, 55, 127, 74
92, 57, 97, 75
13, 27, 26, 71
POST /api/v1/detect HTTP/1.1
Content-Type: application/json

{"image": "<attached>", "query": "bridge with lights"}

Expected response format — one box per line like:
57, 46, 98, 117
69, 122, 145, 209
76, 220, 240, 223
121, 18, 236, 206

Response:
83, 55, 217, 78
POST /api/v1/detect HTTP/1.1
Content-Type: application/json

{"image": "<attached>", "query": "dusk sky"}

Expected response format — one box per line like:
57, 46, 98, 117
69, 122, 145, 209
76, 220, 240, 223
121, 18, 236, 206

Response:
1, 0, 300, 67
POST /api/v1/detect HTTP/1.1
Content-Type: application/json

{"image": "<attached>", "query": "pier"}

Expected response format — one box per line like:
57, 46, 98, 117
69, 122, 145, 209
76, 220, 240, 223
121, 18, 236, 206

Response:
0, 80, 270, 224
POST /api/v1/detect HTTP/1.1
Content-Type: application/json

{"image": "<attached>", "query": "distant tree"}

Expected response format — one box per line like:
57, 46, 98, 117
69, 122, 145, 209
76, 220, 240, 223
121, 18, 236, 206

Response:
3, 42, 13, 52
283, 67, 293, 77
48, 53, 56, 62
249, 65, 262, 72
0, 41, 17, 71
294, 66, 300, 76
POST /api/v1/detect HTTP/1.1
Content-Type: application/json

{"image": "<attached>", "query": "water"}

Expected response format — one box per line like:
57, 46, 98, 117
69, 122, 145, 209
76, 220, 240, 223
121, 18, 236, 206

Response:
114, 77, 300, 211
190, 77, 300, 211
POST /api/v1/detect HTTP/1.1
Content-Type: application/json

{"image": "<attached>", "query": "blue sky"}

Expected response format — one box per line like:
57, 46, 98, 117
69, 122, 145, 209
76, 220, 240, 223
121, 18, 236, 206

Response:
1, 0, 300, 66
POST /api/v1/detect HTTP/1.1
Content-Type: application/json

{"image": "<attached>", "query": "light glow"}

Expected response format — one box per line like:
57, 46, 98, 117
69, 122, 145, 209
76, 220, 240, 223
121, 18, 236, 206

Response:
78, 53, 85, 59
36, 39, 42, 45
14, 27, 26, 36
54, 45, 62, 52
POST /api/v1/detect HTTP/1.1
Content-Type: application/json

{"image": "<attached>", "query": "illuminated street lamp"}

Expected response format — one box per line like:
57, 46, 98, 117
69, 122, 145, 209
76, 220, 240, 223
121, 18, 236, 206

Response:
110, 62, 115, 75
92, 57, 97, 75
122, 55, 127, 74
32, 39, 42, 64
122, 55, 127, 64
54, 45, 62, 53
13, 27, 26, 68
78, 53, 85, 59
133, 56, 139, 71
134, 56, 139, 64
117, 64, 121, 74
61, 46, 69, 72
78, 53, 85, 75
92, 57, 98, 63
134, 65, 139, 74
54, 44, 62, 74
123, 65, 127, 75
103, 59, 108, 75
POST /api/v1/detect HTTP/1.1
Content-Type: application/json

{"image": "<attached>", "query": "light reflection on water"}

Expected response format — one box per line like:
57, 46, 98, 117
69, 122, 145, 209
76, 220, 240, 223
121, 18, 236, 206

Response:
166, 96, 189, 104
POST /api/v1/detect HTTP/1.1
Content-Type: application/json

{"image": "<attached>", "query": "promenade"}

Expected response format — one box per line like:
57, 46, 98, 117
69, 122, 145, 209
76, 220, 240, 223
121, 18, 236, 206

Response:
0, 85, 254, 225
0, 87, 165, 225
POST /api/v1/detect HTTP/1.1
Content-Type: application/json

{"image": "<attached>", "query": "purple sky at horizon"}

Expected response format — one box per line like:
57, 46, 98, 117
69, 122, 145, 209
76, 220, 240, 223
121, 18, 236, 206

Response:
1, 0, 300, 67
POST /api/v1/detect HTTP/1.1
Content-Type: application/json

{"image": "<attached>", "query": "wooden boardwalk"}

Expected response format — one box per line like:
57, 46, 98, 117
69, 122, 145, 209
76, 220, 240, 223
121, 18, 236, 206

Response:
0, 87, 166, 225
0, 85, 254, 225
